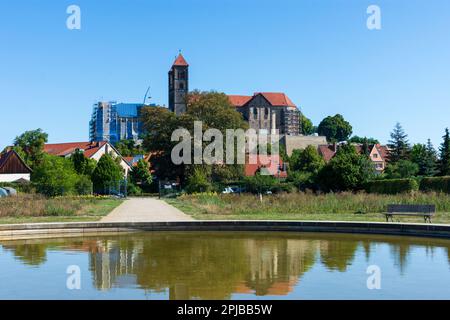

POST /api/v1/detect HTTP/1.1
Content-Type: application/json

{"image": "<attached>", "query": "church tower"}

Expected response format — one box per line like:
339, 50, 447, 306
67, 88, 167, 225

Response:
168, 53, 189, 115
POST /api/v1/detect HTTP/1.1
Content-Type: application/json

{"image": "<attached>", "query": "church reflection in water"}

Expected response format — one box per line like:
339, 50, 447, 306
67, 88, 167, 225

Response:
3, 232, 450, 299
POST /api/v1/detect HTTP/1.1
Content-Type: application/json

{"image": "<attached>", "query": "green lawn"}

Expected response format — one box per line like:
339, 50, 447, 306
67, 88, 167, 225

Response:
0, 195, 123, 225
166, 192, 450, 224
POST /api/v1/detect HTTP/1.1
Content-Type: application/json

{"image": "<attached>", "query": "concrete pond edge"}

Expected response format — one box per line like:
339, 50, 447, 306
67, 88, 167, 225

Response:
1, 220, 450, 241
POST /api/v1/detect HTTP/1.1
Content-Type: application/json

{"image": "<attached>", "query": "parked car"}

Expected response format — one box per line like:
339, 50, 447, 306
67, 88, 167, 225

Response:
222, 187, 235, 194
3, 187, 17, 196
0, 188, 8, 198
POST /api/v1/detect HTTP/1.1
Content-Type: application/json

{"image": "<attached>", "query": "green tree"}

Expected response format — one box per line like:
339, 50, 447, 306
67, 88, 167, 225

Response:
410, 142, 437, 177
185, 167, 212, 194
299, 114, 315, 135
91, 154, 124, 194
384, 160, 419, 179
32, 154, 79, 196
317, 144, 374, 192
115, 140, 143, 157
289, 146, 325, 174
348, 136, 380, 145
244, 174, 277, 194
71, 150, 96, 177
130, 159, 152, 186
439, 128, 450, 176
317, 114, 353, 143
142, 91, 248, 185
387, 122, 410, 163
13, 129, 48, 168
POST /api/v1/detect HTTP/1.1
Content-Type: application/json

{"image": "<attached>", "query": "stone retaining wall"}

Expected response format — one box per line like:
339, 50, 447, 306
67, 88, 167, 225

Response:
1, 221, 450, 241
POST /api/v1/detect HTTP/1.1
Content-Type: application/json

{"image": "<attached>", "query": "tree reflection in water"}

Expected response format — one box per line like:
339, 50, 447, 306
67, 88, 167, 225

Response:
2, 232, 450, 299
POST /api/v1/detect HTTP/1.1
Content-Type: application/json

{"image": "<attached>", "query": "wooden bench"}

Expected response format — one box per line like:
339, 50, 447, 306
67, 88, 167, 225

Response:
385, 204, 436, 223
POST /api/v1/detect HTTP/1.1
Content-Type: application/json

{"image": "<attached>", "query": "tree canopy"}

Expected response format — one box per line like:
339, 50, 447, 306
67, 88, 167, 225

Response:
387, 122, 410, 163
91, 154, 124, 194
317, 114, 353, 143
439, 128, 450, 176
299, 114, 316, 135
317, 144, 374, 192
13, 129, 48, 168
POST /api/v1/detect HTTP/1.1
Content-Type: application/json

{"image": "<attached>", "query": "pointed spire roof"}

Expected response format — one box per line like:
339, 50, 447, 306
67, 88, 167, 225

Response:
172, 53, 189, 67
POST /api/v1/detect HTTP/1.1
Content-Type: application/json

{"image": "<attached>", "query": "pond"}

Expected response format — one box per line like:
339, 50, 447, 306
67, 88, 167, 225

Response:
0, 231, 449, 299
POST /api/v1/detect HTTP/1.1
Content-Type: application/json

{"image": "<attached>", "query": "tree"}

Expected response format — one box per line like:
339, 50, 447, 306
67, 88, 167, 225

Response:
439, 128, 450, 176
142, 91, 248, 185
348, 136, 380, 145
289, 146, 324, 174
384, 160, 419, 179
387, 122, 410, 163
91, 154, 124, 194
244, 174, 277, 194
32, 154, 79, 196
115, 140, 143, 157
299, 114, 316, 135
130, 159, 152, 186
71, 150, 96, 177
317, 144, 374, 192
185, 167, 212, 194
13, 129, 48, 168
317, 114, 353, 143
410, 142, 437, 177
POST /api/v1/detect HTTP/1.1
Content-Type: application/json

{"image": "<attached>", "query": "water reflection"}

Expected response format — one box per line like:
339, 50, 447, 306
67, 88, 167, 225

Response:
2, 232, 450, 299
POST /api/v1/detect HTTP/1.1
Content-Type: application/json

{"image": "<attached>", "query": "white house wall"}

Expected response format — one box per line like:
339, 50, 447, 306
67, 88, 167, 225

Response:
0, 173, 31, 183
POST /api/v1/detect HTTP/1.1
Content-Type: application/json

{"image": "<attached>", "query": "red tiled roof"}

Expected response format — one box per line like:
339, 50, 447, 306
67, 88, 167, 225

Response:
375, 144, 389, 161
44, 142, 107, 159
257, 92, 296, 107
227, 92, 296, 108
318, 145, 337, 162
172, 53, 188, 67
227, 95, 252, 107
245, 154, 287, 178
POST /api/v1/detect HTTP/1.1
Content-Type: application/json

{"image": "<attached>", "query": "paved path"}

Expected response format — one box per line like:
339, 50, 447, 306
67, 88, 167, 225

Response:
101, 197, 193, 222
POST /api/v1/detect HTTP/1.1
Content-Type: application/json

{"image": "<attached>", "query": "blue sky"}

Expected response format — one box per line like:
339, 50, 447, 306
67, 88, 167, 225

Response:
0, 0, 449, 148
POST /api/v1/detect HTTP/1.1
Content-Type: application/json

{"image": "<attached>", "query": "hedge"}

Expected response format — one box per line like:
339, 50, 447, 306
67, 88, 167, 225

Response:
0, 182, 35, 194
365, 178, 419, 194
420, 176, 450, 194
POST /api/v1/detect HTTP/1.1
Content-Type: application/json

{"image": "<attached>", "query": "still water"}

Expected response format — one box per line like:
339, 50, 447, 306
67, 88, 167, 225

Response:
0, 231, 449, 299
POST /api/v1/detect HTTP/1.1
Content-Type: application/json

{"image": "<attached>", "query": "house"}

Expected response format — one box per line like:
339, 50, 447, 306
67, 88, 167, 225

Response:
0, 150, 32, 182
318, 143, 389, 174
43, 141, 132, 176
245, 154, 288, 178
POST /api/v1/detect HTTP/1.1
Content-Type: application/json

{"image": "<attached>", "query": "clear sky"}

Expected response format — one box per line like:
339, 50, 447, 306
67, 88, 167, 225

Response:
1, 0, 449, 149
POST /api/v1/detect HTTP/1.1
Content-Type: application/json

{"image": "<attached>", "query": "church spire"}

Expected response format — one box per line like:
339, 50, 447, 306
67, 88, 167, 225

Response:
172, 52, 189, 67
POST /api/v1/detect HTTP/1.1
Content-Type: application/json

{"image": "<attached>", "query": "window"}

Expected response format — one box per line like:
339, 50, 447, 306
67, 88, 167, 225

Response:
253, 107, 258, 119
179, 83, 184, 90
264, 108, 269, 119
178, 71, 185, 79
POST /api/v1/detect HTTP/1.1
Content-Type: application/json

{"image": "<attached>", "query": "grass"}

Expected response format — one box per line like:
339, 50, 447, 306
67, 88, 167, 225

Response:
0, 194, 123, 224
166, 192, 450, 224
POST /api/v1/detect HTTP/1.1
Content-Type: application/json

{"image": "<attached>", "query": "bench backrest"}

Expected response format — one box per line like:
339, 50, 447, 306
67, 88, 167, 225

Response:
387, 204, 436, 213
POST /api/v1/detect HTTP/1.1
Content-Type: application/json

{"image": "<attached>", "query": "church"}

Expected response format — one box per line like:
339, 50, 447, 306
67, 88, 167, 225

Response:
168, 53, 300, 136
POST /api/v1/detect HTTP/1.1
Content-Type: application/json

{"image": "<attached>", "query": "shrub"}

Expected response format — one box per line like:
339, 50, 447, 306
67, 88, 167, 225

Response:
0, 182, 36, 194
32, 154, 79, 196
91, 154, 124, 194
185, 168, 212, 194
420, 176, 450, 194
365, 178, 419, 194
75, 175, 93, 195
244, 174, 277, 194
127, 182, 143, 196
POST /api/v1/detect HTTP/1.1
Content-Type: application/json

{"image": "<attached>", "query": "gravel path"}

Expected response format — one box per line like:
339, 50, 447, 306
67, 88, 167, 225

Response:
100, 197, 193, 222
